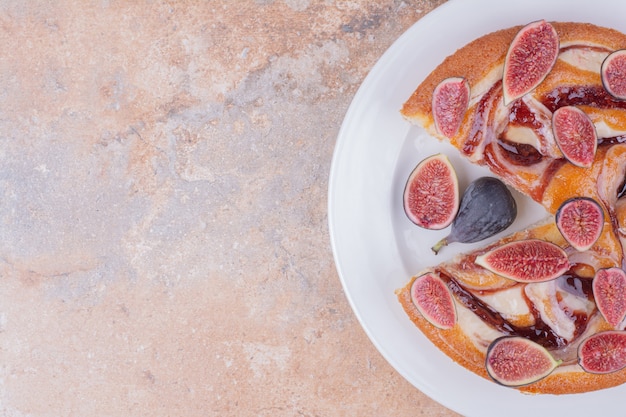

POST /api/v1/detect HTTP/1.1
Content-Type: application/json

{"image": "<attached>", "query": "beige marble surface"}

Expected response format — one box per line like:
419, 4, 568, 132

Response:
0, 1, 461, 416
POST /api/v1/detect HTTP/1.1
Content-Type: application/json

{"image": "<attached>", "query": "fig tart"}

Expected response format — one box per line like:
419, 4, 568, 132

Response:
397, 21, 626, 394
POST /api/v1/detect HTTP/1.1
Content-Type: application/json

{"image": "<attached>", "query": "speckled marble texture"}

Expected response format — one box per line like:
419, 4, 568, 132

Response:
0, 1, 459, 416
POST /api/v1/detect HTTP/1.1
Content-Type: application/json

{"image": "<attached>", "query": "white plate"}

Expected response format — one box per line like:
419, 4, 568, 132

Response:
328, 0, 626, 415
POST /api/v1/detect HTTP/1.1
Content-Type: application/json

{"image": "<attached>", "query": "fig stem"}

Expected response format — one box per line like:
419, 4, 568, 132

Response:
431, 238, 448, 255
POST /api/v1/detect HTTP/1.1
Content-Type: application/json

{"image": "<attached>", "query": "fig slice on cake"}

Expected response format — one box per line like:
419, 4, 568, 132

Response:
593, 267, 626, 328
410, 272, 456, 330
555, 197, 604, 251
578, 330, 626, 374
486, 336, 561, 386
475, 239, 570, 283
552, 106, 598, 168
432, 77, 470, 138
502, 20, 559, 105
602, 49, 626, 100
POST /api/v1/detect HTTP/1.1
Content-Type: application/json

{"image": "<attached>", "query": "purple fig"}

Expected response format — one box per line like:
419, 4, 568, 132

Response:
555, 197, 604, 251
601, 49, 626, 100
403, 153, 459, 230
593, 267, 626, 328
503, 20, 559, 105
552, 106, 597, 168
410, 272, 456, 330
578, 330, 626, 374
486, 336, 561, 386
432, 77, 470, 138
431, 177, 517, 254
475, 239, 570, 283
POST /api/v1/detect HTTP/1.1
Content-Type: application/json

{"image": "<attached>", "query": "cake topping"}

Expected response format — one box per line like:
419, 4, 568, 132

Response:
486, 336, 561, 386
555, 197, 604, 251
578, 330, 626, 374
602, 49, 626, 100
410, 272, 457, 329
503, 20, 559, 105
432, 77, 470, 138
475, 239, 570, 283
592, 267, 626, 328
552, 106, 598, 167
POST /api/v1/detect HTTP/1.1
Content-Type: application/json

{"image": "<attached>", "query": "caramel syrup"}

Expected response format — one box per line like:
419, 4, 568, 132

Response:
438, 268, 594, 350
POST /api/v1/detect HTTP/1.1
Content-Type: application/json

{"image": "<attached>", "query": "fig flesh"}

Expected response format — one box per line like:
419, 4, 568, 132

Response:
410, 272, 456, 330
552, 106, 598, 168
601, 49, 626, 100
475, 239, 569, 282
502, 20, 559, 105
403, 154, 459, 230
578, 330, 626, 374
486, 336, 561, 387
431, 177, 517, 254
555, 197, 604, 251
432, 77, 470, 138
593, 267, 626, 328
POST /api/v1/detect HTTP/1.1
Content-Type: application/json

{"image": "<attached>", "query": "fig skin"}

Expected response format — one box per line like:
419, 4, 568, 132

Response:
593, 267, 626, 328
502, 20, 559, 105
475, 239, 570, 283
486, 336, 561, 387
578, 330, 626, 374
410, 272, 456, 330
601, 49, 626, 100
555, 197, 604, 251
431, 177, 517, 254
552, 106, 597, 168
432, 77, 470, 138
403, 154, 459, 230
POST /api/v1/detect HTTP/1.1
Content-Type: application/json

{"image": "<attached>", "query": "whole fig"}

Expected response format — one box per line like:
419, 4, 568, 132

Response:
432, 177, 517, 254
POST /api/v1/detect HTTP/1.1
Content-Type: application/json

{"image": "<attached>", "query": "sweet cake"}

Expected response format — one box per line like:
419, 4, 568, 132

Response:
397, 21, 626, 394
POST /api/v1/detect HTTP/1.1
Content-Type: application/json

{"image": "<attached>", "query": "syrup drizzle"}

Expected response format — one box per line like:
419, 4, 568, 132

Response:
438, 269, 594, 350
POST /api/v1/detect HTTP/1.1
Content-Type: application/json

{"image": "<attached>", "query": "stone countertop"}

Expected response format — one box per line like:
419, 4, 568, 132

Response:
0, 1, 460, 416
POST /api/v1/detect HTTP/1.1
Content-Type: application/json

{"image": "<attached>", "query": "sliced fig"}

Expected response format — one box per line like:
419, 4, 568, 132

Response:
431, 177, 517, 254
593, 267, 626, 328
552, 106, 598, 168
502, 20, 559, 105
555, 197, 604, 251
432, 77, 470, 138
601, 49, 626, 100
475, 239, 570, 282
486, 336, 561, 386
578, 330, 626, 374
403, 154, 459, 230
410, 272, 456, 329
